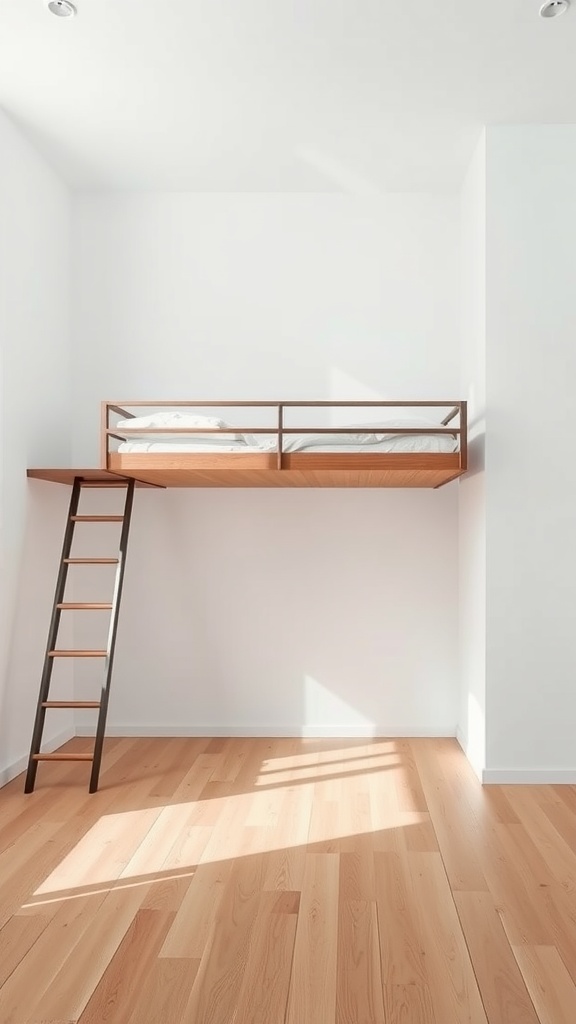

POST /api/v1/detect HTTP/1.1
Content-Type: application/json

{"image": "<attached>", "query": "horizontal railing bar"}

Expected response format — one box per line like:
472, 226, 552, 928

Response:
107, 426, 460, 436
108, 427, 275, 434
107, 400, 462, 409
281, 427, 460, 435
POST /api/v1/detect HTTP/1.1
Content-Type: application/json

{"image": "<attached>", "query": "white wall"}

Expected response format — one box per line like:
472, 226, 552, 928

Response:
458, 133, 487, 777
71, 193, 461, 736
484, 126, 576, 779
0, 110, 73, 782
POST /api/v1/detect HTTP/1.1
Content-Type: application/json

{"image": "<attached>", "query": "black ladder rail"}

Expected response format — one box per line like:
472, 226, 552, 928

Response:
24, 476, 135, 793
89, 479, 134, 792
24, 477, 82, 793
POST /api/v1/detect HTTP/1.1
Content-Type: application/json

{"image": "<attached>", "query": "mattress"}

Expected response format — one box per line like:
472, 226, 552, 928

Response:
117, 434, 458, 454
279, 436, 458, 454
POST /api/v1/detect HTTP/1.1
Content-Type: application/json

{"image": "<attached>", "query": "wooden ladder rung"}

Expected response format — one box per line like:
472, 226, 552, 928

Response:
71, 516, 124, 522
80, 481, 129, 489
42, 701, 101, 709
48, 650, 108, 658
64, 558, 119, 564
57, 603, 113, 610
33, 753, 93, 762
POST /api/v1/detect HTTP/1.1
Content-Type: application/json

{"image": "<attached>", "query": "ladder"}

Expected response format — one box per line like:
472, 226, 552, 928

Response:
24, 475, 135, 794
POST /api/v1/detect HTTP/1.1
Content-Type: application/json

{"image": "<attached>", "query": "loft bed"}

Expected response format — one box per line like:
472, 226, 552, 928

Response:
23, 397, 467, 793
28, 399, 467, 489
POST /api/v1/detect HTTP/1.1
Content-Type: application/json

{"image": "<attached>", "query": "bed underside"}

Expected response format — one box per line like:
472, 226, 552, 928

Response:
106, 451, 464, 487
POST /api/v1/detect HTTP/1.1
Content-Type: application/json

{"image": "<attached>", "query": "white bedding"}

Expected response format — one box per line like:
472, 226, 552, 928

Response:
115, 411, 251, 443
117, 441, 252, 453
117, 435, 457, 454
114, 412, 458, 454
274, 435, 458, 454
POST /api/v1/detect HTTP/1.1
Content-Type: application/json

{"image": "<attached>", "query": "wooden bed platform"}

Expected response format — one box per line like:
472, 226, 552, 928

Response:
29, 400, 467, 489
105, 450, 463, 488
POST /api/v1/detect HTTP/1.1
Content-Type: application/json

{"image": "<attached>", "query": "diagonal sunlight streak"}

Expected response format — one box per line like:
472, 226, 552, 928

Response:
255, 757, 401, 786
22, 868, 196, 909
259, 742, 399, 772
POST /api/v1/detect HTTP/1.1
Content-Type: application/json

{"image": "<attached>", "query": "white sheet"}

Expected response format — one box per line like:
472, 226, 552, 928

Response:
117, 441, 253, 453
260, 435, 458, 454
117, 435, 457, 454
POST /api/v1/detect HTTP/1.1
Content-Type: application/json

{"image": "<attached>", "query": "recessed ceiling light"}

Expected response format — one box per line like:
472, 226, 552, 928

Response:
46, 0, 77, 17
539, 0, 570, 17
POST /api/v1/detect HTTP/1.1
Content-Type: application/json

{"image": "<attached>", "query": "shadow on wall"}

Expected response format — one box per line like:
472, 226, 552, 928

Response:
464, 412, 485, 480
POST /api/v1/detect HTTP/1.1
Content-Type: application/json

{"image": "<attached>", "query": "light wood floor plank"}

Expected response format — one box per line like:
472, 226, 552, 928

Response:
0, 891, 110, 1023
126, 957, 201, 1024
374, 851, 427, 987
336, 899, 385, 1024
234, 890, 299, 1024
160, 859, 234, 959
454, 890, 540, 1024
77, 908, 174, 1023
409, 851, 488, 1024
27, 883, 153, 1023
183, 854, 265, 1023
285, 853, 339, 1024
383, 984, 436, 1024
512, 945, 576, 1024
0, 915, 51, 989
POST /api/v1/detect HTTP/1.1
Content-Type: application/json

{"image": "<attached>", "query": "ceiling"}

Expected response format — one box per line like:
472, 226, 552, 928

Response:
1, 0, 575, 191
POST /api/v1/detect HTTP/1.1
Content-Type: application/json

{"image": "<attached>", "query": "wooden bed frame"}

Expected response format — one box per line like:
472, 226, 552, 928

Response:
28, 400, 467, 488
99, 400, 467, 489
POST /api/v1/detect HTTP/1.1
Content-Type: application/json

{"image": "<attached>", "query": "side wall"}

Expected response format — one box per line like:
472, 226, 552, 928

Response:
0, 111, 73, 783
484, 126, 576, 780
71, 194, 461, 736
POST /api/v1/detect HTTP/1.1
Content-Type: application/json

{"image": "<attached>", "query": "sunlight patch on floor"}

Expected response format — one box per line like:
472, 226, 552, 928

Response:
31, 793, 426, 901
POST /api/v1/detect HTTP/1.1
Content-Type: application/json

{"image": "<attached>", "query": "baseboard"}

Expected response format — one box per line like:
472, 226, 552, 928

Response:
456, 732, 576, 784
5, 726, 570, 785
75, 724, 457, 739
482, 768, 576, 784
0, 727, 76, 789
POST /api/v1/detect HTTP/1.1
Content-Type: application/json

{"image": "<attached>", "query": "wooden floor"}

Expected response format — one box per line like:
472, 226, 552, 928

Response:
1, 738, 575, 1023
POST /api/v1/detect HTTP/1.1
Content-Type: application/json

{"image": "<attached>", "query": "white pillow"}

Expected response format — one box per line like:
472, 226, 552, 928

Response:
279, 417, 451, 450
116, 411, 247, 443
